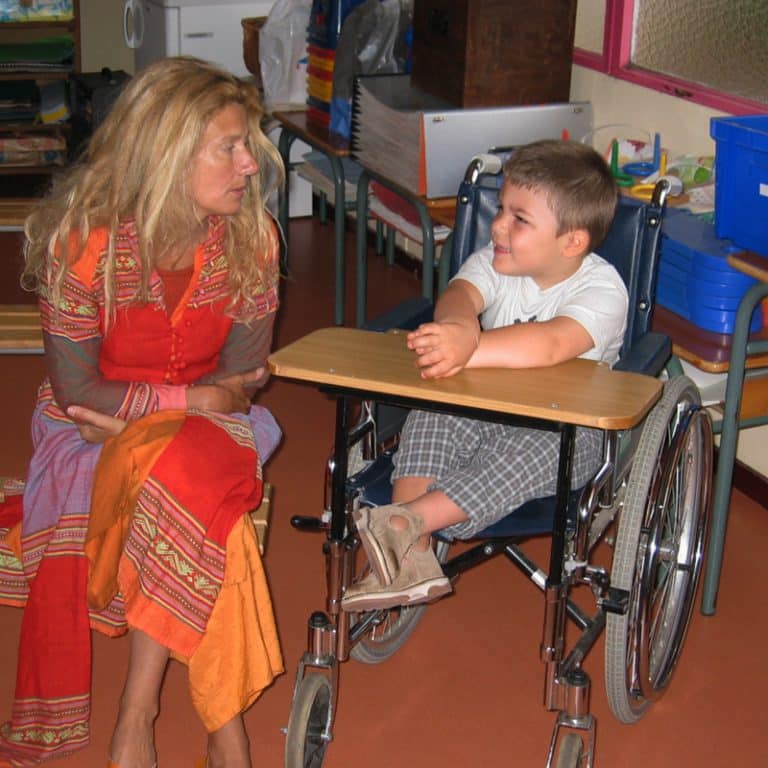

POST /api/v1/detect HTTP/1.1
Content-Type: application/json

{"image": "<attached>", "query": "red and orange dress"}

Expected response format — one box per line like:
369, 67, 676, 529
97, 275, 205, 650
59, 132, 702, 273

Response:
0, 216, 283, 766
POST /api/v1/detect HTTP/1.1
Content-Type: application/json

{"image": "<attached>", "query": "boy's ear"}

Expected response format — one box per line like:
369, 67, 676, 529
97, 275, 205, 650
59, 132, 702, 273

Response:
563, 228, 590, 259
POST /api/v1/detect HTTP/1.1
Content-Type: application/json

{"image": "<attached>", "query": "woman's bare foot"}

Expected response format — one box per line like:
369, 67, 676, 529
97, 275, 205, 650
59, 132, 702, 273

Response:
108, 705, 157, 768
205, 714, 251, 768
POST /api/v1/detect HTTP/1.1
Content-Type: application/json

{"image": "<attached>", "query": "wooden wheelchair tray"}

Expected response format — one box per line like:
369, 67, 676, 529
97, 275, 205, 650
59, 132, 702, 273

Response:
268, 327, 662, 431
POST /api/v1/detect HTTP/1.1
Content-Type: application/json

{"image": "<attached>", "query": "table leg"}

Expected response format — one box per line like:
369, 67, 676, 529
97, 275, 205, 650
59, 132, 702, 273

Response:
542, 424, 575, 709
277, 129, 296, 276
413, 202, 435, 302
701, 281, 768, 614
327, 154, 346, 326
355, 170, 371, 328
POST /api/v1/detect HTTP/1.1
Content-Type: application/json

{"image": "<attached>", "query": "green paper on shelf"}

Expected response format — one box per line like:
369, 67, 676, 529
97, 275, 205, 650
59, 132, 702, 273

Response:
0, 35, 74, 65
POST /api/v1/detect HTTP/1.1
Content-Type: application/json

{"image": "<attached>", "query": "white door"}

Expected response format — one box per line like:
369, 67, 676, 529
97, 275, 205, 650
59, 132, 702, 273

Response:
124, 0, 182, 71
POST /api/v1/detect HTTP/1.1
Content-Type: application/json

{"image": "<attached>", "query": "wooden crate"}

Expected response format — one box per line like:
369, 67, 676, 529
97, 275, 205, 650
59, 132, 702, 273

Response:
411, 0, 577, 108
250, 482, 273, 555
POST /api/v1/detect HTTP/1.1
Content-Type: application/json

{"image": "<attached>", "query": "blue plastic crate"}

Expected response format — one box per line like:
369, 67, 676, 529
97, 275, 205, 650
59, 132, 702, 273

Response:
658, 209, 762, 334
710, 115, 768, 258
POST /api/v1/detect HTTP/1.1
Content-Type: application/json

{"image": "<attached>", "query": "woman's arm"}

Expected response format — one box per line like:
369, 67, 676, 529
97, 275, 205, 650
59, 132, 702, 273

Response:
43, 332, 188, 419
195, 311, 276, 397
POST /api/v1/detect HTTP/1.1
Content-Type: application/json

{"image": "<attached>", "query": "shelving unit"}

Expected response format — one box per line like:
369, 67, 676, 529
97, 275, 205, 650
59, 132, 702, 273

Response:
0, 0, 80, 191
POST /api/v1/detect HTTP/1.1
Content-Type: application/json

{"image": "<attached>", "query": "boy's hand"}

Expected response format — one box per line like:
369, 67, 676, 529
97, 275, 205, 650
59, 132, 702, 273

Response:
407, 322, 479, 379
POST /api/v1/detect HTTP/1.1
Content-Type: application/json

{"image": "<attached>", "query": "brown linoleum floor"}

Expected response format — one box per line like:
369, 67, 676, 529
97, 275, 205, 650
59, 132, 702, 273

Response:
1, 213, 767, 767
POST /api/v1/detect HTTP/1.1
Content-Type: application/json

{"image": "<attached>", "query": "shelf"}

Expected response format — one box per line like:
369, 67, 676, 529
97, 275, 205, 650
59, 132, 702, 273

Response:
0, 165, 61, 175
0, 121, 69, 132
0, 20, 76, 29
0, 69, 71, 81
0, 1, 79, 177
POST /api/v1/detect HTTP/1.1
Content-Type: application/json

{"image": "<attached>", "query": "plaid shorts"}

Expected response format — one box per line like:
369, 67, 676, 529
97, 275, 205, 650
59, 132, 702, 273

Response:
391, 409, 603, 539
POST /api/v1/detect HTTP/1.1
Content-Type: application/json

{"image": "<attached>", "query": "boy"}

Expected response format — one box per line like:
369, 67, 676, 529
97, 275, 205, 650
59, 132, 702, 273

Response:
342, 139, 627, 612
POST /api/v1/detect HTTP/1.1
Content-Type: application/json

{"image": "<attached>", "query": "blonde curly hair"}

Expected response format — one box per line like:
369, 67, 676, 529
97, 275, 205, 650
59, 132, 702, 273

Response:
23, 56, 285, 322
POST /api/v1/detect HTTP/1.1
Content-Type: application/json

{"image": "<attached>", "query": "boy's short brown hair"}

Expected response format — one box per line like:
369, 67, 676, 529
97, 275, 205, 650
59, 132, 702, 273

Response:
502, 139, 618, 253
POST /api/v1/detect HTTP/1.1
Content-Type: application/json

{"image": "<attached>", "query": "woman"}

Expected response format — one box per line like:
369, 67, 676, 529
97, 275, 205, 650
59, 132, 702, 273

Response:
0, 57, 285, 768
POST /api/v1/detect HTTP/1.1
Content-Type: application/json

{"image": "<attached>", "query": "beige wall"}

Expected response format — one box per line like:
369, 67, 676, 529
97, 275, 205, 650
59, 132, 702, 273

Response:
570, 66, 725, 158
80, 0, 135, 74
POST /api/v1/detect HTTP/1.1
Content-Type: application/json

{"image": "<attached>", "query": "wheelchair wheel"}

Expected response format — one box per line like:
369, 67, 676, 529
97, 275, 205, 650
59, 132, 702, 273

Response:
285, 673, 332, 768
349, 540, 449, 664
605, 376, 712, 724
554, 734, 583, 768
349, 600, 426, 664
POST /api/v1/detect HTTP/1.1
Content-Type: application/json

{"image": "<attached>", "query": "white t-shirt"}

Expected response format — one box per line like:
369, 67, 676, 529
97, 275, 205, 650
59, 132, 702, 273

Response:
453, 244, 629, 365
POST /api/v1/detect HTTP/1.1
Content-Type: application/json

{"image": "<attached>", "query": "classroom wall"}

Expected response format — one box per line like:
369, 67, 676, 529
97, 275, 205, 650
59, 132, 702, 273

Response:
570, 66, 725, 157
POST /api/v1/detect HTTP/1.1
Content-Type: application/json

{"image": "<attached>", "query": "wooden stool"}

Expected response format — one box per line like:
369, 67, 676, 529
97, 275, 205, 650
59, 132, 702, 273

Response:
250, 482, 273, 555
0, 305, 43, 354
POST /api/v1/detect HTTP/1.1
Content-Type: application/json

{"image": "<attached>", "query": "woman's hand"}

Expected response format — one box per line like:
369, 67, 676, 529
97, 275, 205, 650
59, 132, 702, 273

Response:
407, 322, 480, 379
67, 405, 128, 443
186, 367, 267, 414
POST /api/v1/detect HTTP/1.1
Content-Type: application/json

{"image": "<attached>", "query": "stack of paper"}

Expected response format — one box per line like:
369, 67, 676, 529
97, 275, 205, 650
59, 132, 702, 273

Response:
0, 35, 74, 73
296, 149, 363, 203
352, 75, 450, 195
352, 74, 592, 200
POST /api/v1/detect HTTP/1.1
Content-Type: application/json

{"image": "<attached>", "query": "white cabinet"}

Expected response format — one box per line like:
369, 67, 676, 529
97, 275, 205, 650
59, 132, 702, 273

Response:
124, 0, 276, 76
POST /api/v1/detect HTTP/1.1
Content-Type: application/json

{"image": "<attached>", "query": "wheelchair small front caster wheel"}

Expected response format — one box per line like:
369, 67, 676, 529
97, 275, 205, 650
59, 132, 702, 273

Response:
285, 673, 333, 768
554, 733, 584, 768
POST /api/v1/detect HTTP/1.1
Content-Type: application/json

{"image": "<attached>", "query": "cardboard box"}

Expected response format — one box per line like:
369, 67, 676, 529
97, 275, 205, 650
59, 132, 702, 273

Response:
411, 0, 577, 108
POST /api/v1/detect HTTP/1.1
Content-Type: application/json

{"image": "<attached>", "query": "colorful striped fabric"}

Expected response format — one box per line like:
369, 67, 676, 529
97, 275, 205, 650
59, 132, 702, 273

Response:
0, 218, 282, 764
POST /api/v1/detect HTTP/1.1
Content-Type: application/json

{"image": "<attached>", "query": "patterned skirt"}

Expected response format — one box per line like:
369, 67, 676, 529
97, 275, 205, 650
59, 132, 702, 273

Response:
0, 406, 283, 766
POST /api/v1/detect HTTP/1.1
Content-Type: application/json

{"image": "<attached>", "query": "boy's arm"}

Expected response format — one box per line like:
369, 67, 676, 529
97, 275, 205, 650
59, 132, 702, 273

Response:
406, 279, 484, 378
469, 316, 595, 369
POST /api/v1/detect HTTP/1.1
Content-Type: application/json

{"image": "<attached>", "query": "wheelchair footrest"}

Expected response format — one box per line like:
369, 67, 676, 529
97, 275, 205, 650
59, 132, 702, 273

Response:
290, 514, 329, 533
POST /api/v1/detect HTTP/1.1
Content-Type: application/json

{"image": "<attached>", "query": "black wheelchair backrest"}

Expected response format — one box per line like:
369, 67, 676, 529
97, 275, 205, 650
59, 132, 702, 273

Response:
450, 172, 667, 361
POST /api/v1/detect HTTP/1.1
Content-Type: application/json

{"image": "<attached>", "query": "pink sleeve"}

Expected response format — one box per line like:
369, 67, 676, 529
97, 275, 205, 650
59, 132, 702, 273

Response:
154, 384, 188, 410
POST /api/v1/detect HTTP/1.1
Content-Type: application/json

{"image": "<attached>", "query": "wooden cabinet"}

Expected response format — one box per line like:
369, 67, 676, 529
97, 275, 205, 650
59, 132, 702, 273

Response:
411, 0, 577, 108
0, 0, 80, 190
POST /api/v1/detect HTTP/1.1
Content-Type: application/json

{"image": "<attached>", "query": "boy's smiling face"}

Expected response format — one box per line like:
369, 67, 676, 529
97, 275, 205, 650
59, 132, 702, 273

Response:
491, 182, 585, 289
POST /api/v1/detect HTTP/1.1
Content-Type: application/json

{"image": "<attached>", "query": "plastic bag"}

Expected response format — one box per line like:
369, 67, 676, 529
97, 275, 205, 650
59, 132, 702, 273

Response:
259, 0, 312, 109
330, 0, 412, 138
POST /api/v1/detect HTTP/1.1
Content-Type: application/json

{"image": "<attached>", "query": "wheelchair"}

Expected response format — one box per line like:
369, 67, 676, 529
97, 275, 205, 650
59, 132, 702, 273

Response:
276, 159, 713, 768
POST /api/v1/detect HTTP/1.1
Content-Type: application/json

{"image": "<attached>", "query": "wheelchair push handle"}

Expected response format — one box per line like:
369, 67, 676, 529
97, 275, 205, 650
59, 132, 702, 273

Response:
464, 153, 504, 185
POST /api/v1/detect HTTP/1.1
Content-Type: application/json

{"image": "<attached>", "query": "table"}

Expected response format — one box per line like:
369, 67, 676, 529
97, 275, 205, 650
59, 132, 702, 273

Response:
273, 110, 351, 326
355, 167, 456, 327
653, 250, 768, 615
268, 327, 661, 430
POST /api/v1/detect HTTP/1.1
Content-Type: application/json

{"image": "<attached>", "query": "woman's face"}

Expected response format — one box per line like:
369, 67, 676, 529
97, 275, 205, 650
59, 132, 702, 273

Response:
188, 103, 258, 218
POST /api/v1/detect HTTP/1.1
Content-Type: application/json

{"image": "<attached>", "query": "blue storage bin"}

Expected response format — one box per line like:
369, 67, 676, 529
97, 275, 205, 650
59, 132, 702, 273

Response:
710, 115, 768, 258
658, 208, 762, 334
